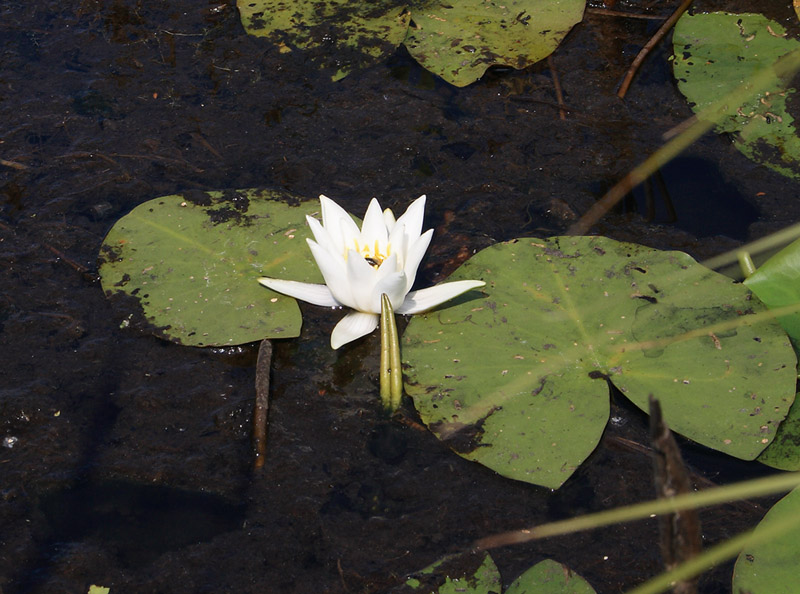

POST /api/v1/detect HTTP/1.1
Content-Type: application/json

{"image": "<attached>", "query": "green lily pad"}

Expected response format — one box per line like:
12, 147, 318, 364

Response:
237, 0, 411, 81
745, 238, 800, 470
758, 393, 800, 470
732, 486, 800, 594
505, 559, 595, 594
404, 0, 585, 87
403, 237, 796, 489
98, 189, 322, 347
672, 12, 800, 180
403, 551, 501, 593
401, 554, 593, 594
744, 237, 800, 344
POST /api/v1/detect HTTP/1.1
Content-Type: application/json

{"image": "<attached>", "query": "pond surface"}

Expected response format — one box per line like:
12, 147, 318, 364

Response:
2, 0, 799, 592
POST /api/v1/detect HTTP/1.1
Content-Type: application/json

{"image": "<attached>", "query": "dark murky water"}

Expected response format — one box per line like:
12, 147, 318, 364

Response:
2, 0, 799, 592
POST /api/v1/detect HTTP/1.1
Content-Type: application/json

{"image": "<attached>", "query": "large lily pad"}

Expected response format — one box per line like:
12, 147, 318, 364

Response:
403, 237, 796, 489
237, 0, 411, 80
672, 12, 800, 180
99, 189, 321, 347
404, 0, 585, 87
732, 486, 800, 593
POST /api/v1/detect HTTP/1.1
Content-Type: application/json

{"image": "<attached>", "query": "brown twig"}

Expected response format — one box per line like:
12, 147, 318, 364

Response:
649, 396, 702, 594
547, 55, 568, 121
252, 338, 273, 471
586, 7, 666, 20
190, 132, 224, 160
617, 0, 694, 99
0, 158, 29, 170
44, 244, 89, 274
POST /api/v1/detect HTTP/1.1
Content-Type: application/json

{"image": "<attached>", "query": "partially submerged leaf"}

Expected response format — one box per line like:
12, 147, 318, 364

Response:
403, 551, 501, 594
732, 486, 800, 594
741, 239, 800, 470
505, 559, 596, 594
404, 0, 585, 87
758, 393, 800, 470
743, 237, 800, 344
403, 237, 796, 489
672, 12, 800, 180
237, 0, 411, 80
99, 189, 321, 347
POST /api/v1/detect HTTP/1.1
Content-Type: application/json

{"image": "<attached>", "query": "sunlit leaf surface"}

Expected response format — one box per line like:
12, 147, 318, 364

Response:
733, 486, 800, 593
673, 12, 800, 180
506, 559, 596, 594
404, 0, 585, 87
99, 189, 321, 347
744, 237, 800, 344
403, 237, 796, 488
745, 238, 800, 470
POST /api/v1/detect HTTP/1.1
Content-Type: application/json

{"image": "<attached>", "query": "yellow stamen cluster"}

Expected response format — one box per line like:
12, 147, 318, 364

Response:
351, 239, 391, 268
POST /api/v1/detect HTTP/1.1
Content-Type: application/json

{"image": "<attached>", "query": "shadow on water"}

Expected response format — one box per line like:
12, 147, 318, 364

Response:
624, 156, 759, 240
24, 480, 245, 586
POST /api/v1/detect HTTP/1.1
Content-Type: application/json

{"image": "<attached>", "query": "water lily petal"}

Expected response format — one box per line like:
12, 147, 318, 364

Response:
396, 280, 485, 314
400, 229, 434, 292
308, 239, 353, 307
306, 214, 339, 257
387, 222, 408, 268
372, 270, 408, 311
393, 194, 426, 245
331, 311, 379, 349
383, 208, 396, 231
320, 194, 359, 254
258, 278, 340, 307
375, 252, 399, 280
346, 249, 379, 312
360, 198, 389, 248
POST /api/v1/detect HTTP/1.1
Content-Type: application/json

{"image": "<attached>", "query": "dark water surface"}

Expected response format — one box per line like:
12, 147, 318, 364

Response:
2, 0, 799, 592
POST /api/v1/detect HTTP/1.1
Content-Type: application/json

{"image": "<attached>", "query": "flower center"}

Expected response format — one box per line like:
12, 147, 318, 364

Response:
352, 239, 390, 269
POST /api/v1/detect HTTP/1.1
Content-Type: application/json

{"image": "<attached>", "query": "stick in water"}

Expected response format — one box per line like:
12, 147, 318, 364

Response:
253, 338, 273, 470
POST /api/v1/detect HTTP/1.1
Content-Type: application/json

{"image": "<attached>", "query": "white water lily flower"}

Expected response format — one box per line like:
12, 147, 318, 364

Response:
259, 194, 485, 349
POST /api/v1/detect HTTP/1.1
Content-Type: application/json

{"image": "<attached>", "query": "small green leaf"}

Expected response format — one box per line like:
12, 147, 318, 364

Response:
505, 559, 596, 594
99, 189, 321, 347
672, 12, 800, 180
237, 0, 411, 80
744, 237, 800, 344
403, 237, 796, 489
403, 0, 585, 87
404, 551, 501, 594
732, 486, 800, 594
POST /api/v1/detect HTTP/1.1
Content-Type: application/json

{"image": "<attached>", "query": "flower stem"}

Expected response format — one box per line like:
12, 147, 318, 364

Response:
380, 296, 391, 408
737, 250, 756, 278
380, 294, 403, 412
